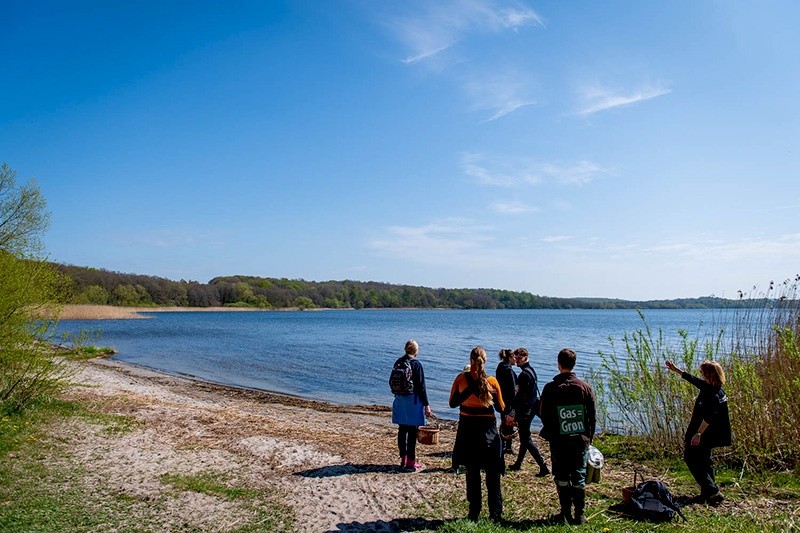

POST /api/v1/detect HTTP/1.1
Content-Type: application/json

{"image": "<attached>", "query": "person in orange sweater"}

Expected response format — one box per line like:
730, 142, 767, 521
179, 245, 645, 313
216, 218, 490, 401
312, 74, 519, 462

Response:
450, 346, 506, 522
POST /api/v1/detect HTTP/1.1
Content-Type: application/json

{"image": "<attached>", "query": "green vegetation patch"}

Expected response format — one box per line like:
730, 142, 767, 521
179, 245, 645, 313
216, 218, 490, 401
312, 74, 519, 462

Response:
160, 472, 295, 532
0, 399, 294, 532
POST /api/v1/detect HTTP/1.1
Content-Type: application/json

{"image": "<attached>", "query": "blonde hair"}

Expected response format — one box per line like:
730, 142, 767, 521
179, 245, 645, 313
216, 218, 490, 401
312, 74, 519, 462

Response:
470, 346, 493, 406
404, 339, 419, 356
700, 360, 726, 387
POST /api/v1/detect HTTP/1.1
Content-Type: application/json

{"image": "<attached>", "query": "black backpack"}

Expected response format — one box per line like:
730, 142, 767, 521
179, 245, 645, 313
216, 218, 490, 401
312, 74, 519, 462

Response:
627, 479, 686, 522
389, 358, 414, 395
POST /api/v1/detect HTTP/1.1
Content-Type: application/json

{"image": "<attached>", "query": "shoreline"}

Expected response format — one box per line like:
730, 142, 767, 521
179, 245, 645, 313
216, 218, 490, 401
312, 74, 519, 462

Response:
92, 357, 396, 417
57, 304, 280, 320
57, 304, 445, 320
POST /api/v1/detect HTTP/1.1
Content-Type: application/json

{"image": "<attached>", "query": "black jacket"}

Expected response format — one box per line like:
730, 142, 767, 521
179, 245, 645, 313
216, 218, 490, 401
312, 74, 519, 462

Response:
495, 361, 517, 416
539, 371, 596, 446
682, 371, 731, 448
510, 361, 539, 419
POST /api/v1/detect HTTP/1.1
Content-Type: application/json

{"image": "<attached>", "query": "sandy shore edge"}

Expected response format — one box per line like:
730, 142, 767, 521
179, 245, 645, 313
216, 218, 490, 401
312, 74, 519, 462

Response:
58, 304, 275, 320
57, 356, 465, 532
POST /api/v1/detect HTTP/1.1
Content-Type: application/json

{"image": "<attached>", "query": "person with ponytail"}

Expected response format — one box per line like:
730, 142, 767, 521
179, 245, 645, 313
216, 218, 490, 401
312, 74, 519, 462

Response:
496, 348, 518, 455
449, 346, 506, 522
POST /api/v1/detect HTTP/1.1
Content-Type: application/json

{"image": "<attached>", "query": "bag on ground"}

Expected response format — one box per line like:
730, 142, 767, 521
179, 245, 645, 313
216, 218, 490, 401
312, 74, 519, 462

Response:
389, 359, 414, 395
626, 479, 686, 522
586, 445, 604, 483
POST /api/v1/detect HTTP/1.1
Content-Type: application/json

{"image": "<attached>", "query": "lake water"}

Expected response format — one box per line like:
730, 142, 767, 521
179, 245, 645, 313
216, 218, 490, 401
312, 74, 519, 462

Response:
55, 308, 723, 420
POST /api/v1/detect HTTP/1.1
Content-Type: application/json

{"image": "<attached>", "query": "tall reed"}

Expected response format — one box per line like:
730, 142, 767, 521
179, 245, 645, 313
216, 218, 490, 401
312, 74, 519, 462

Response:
591, 309, 723, 456
722, 276, 800, 469
593, 276, 800, 470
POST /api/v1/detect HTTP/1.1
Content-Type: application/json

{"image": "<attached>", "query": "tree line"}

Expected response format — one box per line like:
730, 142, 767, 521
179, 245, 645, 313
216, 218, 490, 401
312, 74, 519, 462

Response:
54, 263, 737, 310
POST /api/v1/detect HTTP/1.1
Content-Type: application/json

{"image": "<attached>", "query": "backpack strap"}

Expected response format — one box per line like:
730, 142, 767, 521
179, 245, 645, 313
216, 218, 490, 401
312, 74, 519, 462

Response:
451, 372, 494, 415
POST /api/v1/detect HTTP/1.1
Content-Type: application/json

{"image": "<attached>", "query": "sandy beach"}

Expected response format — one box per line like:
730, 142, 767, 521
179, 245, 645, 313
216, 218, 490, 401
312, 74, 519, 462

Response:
35, 355, 763, 532
57, 304, 273, 320
60, 358, 468, 532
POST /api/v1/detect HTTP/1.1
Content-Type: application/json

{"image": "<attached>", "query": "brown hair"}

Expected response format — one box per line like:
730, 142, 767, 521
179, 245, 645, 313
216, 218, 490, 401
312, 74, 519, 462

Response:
558, 348, 577, 370
513, 347, 528, 359
404, 339, 419, 356
498, 348, 514, 361
470, 346, 493, 406
700, 360, 726, 387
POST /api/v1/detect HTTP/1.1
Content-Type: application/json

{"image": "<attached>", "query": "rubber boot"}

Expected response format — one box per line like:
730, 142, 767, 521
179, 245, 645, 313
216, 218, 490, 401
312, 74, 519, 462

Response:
571, 486, 587, 525
554, 485, 572, 524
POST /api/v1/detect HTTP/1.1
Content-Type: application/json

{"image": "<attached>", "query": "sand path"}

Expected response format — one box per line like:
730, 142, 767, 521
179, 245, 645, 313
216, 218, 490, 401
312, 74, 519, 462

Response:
60, 359, 462, 532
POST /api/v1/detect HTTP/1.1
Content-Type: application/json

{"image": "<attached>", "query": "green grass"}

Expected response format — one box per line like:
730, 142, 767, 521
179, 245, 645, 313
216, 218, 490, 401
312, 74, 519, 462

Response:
0, 400, 128, 532
61, 345, 117, 360
0, 399, 295, 533
3, 398, 798, 532
422, 435, 800, 532
160, 472, 295, 532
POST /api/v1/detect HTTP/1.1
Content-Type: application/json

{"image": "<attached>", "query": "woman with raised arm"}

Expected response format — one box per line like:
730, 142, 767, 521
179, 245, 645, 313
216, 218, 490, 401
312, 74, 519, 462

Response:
450, 346, 506, 522
666, 359, 731, 505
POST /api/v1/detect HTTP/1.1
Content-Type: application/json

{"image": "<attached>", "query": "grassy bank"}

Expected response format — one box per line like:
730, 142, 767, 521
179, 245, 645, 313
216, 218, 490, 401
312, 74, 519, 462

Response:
2, 374, 798, 532
0, 398, 295, 532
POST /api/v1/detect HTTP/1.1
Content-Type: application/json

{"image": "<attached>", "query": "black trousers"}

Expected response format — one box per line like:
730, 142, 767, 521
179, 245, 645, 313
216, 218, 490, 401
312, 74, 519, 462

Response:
550, 439, 587, 487
684, 444, 718, 497
465, 464, 502, 520
514, 415, 547, 469
398, 425, 418, 459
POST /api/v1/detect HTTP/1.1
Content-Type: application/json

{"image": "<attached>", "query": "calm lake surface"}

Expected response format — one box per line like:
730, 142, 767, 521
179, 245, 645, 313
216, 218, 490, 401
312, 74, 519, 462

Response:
55, 308, 724, 420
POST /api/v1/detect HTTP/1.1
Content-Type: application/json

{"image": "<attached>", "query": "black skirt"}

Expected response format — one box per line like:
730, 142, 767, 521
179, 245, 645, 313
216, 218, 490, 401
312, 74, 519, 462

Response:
452, 415, 504, 473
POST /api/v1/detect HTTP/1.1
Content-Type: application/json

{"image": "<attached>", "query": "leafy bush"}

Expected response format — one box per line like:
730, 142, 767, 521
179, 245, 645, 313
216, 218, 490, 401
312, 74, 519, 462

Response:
0, 164, 67, 414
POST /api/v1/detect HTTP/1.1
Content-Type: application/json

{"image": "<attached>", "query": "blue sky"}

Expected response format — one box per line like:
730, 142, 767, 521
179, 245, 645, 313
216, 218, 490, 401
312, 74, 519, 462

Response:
3, 1, 799, 300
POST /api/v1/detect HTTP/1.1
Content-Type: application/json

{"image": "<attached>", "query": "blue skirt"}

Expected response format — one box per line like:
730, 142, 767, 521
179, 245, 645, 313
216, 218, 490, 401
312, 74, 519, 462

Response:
392, 393, 426, 426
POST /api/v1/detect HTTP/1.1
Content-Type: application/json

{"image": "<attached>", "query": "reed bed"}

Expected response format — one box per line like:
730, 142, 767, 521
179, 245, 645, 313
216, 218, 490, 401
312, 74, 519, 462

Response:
592, 275, 800, 470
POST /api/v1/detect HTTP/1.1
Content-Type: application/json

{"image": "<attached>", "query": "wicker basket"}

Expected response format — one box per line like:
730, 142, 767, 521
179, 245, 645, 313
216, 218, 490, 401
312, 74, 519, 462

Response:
417, 425, 440, 445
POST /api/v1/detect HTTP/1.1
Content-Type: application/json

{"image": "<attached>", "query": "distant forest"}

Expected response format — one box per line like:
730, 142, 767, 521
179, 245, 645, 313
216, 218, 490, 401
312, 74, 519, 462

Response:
53, 263, 738, 310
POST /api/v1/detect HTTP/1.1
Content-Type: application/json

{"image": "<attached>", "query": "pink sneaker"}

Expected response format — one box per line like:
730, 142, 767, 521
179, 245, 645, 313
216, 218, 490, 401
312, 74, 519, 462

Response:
407, 459, 424, 470
400, 456, 408, 468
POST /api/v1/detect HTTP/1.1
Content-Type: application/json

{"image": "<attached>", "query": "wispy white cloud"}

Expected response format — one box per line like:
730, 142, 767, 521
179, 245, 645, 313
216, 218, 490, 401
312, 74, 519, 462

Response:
541, 235, 571, 243
115, 228, 226, 249
401, 42, 459, 64
390, 0, 544, 65
461, 153, 539, 186
462, 153, 605, 186
490, 201, 538, 214
369, 218, 497, 267
576, 83, 671, 115
539, 161, 603, 185
601, 234, 800, 265
465, 70, 537, 121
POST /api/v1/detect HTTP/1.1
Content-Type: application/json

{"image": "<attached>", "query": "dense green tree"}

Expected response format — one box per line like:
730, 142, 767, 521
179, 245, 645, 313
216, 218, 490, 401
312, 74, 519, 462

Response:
0, 164, 66, 413
0, 164, 49, 255
75, 285, 110, 305
57, 263, 741, 311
